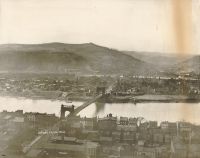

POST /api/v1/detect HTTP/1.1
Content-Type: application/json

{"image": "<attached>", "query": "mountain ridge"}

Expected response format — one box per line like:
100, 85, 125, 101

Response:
0, 43, 157, 75
1, 43, 199, 75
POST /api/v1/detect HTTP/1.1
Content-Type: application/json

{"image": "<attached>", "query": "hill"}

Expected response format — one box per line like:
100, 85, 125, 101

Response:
123, 51, 184, 70
123, 51, 200, 74
174, 56, 200, 74
0, 43, 156, 75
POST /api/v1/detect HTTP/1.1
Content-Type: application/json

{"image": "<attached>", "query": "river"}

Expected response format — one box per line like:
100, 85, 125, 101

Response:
0, 96, 200, 124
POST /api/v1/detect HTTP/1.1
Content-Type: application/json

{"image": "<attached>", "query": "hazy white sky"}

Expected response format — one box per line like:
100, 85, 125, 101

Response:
0, 0, 200, 54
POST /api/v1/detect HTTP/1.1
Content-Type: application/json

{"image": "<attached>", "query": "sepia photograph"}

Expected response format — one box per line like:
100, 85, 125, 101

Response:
0, 0, 200, 157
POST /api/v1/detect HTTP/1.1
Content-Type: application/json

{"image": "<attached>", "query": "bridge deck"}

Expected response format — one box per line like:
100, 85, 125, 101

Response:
71, 94, 103, 116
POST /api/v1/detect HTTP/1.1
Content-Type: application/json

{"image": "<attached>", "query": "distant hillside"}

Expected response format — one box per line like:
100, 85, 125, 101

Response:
174, 56, 200, 74
123, 51, 184, 70
0, 43, 157, 75
123, 51, 200, 75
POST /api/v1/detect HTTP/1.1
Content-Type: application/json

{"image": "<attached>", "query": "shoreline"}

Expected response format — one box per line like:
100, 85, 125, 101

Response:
99, 94, 200, 104
0, 92, 200, 104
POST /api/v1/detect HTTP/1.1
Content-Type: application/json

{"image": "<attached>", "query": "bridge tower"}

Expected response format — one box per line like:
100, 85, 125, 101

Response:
96, 86, 106, 95
60, 104, 75, 119
96, 80, 107, 95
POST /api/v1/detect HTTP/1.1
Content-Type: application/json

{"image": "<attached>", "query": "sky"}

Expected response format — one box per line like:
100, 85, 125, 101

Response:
0, 0, 200, 54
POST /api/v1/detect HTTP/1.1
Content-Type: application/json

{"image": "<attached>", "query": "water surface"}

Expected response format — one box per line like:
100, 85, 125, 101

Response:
0, 96, 200, 124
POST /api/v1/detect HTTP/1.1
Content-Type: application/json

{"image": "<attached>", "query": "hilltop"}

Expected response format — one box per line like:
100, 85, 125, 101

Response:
0, 43, 157, 75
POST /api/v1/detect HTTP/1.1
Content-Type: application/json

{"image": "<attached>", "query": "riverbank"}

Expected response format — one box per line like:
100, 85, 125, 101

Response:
0, 91, 200, 104
133, 94, 200, 103
0, 92, 92, 102
100, 94, 200, 103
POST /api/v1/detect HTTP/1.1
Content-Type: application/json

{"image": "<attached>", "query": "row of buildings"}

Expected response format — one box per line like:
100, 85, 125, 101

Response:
0, 110, 59, 131
33, 113, 200, 158
1, 110, 200, 158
